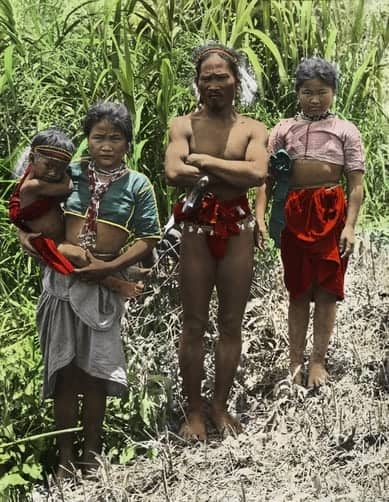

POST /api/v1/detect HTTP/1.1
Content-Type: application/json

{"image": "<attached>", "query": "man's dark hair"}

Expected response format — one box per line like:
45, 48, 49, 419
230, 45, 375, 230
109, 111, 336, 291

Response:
295, 57, 339, 92
193, 42, 241, 86
83, 102, 133, 143
31, 127, 75, 154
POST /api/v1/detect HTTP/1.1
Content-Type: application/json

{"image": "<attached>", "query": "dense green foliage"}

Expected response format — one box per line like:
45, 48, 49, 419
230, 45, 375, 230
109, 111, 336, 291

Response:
0, 0, 388, 497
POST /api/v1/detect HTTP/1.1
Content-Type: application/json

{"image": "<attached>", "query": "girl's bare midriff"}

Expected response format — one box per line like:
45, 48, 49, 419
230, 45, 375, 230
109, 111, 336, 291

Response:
65, 214, 128, 256
289, 158, 343, 188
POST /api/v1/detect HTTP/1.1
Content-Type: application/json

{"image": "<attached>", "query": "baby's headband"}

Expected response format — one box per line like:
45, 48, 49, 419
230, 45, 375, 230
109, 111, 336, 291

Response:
32, 145, 72, 163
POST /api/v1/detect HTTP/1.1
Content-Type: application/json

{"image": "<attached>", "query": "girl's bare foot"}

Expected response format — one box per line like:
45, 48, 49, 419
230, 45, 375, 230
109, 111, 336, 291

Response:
179, 411, 207, 441
209, 402, 243, 436
308, 361, 329, 388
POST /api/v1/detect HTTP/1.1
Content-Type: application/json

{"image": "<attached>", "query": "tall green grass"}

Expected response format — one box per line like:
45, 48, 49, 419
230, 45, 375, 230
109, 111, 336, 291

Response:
1, 0, 387, 220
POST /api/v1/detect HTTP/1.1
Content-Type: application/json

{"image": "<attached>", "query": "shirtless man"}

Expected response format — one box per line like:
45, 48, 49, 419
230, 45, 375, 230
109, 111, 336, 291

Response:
164, 43, 268, 440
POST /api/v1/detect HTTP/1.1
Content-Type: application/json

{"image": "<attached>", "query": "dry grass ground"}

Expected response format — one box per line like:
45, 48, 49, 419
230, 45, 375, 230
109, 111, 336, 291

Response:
33, 231, 388, 502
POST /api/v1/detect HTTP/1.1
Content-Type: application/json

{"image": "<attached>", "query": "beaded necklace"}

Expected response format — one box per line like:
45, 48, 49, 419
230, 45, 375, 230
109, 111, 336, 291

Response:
296, 111, 335, 121
78, 161, 127, 249
94, 163, 126, 177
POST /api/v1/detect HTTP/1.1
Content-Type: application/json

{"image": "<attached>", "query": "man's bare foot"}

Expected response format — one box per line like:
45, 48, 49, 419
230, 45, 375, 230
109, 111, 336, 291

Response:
208, 403, 243, 436
102, 277, 144, 298
179, 412, 207, 441
308, 362, 329, 388
290, 363, 303, 385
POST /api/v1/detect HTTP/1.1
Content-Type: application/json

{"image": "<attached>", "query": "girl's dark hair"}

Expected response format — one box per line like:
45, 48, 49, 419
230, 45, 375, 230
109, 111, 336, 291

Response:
295, 57, 339, 92
83, 102, 133, 143
193, 42, 241, 86
31, 127, 75, 154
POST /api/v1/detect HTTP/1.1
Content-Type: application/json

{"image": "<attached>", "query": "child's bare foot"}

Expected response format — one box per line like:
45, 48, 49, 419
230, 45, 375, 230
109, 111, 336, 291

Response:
126, 265, 152, 281
290, 363, 303, 385
58, 243, 89, 267
179, 411, 207, 441
209, 402, 243, 436
308, 362, 329, 388
102, 277, 144, 298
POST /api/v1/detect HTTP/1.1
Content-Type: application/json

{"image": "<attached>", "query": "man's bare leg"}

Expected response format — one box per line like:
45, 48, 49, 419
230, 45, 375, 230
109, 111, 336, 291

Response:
308, 288, 337, 387
54, 364, 80, 479
288, 291, 311, 385
80, 371, 107, 472
178, 229, 215, 440
209, 228, 254, 434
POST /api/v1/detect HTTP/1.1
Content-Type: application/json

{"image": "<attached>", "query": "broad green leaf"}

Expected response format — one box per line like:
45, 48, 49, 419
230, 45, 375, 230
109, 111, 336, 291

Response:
344, 48, 376, 112
351, 0, 365, 45
139, 392, 154, 427
245, 28, 288, 83
22, 462, 42, 479
324, 24, 337, 61
0, 472, 28, 491
119, 445, 136, 464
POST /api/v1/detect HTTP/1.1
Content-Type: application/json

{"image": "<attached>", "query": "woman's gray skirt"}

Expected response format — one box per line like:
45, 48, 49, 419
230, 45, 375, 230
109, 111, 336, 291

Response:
37, 267, 128, 398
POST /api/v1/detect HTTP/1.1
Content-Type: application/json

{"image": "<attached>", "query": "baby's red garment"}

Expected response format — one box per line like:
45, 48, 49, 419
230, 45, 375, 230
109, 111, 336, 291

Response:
9, 165, 74, 275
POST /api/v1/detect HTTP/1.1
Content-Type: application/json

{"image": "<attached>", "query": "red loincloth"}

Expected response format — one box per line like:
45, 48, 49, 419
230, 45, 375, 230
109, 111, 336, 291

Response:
9, 165, 74, 275
281, 185, 347, 300
173, 193, 251, 260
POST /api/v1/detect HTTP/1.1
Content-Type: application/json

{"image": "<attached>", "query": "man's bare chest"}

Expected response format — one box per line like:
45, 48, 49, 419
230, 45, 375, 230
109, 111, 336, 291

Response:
189, 122, 250, 159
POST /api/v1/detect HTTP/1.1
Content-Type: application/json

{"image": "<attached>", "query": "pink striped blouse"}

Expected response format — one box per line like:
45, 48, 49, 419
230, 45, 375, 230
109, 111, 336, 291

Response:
268, 115, 365, 173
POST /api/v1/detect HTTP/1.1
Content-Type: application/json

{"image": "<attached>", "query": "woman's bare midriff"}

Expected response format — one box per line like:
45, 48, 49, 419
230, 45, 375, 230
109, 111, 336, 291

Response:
289, 159, 343, 188
65, 214, 128, 255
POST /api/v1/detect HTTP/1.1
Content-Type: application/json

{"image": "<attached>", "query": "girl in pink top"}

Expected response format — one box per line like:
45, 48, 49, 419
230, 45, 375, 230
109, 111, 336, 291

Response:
256, 57, 365, 388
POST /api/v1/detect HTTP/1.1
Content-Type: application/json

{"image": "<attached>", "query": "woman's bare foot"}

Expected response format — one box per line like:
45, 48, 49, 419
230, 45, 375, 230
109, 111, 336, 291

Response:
308, 361, 329, 388
208, 402, 243, 436
78, 447, 101, 478
179, 411, 207, 441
